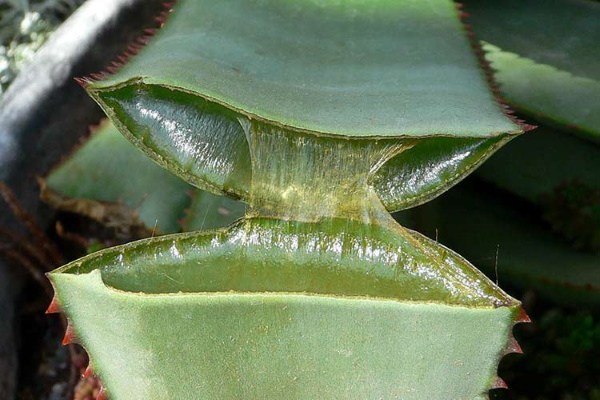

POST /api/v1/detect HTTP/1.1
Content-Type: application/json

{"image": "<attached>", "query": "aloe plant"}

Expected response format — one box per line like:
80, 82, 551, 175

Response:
46, 1, 530, 398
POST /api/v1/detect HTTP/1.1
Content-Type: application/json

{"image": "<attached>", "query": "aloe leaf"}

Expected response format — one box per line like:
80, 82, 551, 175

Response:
49, 217, 523, 399
44, 120, 243, 234
44, 120, 191, 233
476, 126, 600, 204
416, 184, 600, 307
84, 0, 522, 210
53, 272, 518, 399
464, 0, 600, 141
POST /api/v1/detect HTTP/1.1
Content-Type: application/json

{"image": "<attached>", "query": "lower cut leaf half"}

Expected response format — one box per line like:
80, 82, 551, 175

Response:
49, 217, 525, 400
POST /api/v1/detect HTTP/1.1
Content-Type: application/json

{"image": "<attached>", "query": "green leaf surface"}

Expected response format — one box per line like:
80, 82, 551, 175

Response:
92, 0, 519, 139
464, 0, 600, 81
465, 0, 600, 140
45, 121, 192, 233
483, 43, 600, 141
415, 184, 600, 307
50, 217, 521, 399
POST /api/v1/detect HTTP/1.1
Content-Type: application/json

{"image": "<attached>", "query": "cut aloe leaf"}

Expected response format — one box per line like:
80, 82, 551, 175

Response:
44, 120, 243, 233
47, 1, 528, 398
92, 0, 518, 138
54, 271, 520, 400
84, 0, 523, 210
53, 218, 514, 305
415, 184, 600, 307
465, 0, 600, 141
50, 217, 523, 399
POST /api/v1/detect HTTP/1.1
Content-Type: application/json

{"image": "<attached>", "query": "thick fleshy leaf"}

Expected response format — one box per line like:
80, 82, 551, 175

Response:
44, 121, 243, 233
483, 43, 600, 141
50, 217, 522, 399
98, 85, 519, 212
44, 121, 191, 233
85, 0, 522, 209
414, 184, 600, 307
476, 126, 600, 204
465, 0, 600, 141
92, 0, 518, 138
52, 218, 514, 305
474, 126, 600, 252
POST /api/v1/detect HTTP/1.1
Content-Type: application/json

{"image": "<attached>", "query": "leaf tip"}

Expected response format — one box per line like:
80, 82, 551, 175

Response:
515, 307, 531, 324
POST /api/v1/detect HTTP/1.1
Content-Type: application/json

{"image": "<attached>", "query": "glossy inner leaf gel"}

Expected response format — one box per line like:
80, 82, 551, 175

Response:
44, 121, 245, 233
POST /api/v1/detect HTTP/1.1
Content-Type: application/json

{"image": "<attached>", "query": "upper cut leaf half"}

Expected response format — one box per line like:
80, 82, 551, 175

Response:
82, 0, 524, 211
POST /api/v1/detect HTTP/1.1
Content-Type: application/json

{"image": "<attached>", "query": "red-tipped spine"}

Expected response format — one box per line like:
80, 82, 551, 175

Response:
97, 387, 108, 400
503, 334, 524, 355
516, 307, 531, 324
73, 1, 178, 86
62, 322, 76, 345
46, 294, 61, 314
457, 2, 536, 133
491, 376, 508, 389
83, 365, 94, 378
